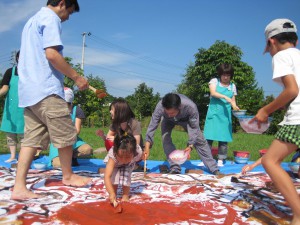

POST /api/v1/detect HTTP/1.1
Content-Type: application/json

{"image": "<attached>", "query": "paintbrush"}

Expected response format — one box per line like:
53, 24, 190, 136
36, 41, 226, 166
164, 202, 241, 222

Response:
144, 154, 147, 177
88, 85, 107, 99
112, 200, 122, 213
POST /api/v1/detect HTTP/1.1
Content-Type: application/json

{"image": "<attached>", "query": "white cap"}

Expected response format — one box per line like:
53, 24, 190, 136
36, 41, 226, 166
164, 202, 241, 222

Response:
264, 18, 297, 53
64, 87, 74, 103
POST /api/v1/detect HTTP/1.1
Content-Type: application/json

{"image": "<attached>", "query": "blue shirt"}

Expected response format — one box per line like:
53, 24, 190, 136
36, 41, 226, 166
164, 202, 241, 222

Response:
18, 7, 65, 107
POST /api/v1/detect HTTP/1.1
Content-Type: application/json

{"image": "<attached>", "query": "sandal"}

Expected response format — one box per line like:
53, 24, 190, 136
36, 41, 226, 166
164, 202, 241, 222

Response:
169, 165, 181, 174
159, 165, 169, 173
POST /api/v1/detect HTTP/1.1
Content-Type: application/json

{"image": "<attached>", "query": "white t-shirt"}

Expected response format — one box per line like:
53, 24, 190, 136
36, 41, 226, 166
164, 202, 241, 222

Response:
209, 78, 237, 95
272, 48, 300, 125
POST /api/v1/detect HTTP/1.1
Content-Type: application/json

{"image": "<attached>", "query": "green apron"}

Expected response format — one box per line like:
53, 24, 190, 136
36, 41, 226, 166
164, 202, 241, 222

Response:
0, 66, 24, 133
48, 106, 86, 166
203, 79, 234, 142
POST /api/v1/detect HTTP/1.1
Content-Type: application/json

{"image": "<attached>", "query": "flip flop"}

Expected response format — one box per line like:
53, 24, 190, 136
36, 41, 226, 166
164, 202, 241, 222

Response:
159, 165, 169, 173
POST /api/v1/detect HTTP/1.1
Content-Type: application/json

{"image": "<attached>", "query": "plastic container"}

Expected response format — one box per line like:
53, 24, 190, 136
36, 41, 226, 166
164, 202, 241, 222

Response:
169, 150, 188, 165
232, 110, 247, 117
33, 162, 47, 170
288, 162, 300, 174
238, 116, 272, 134
234, 156, 249, 164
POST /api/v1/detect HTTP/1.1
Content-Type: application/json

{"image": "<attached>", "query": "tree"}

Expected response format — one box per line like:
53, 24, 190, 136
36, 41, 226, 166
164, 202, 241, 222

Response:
126, 83, 160, 121
63, 58, 110, 127
177, 40, 264, 130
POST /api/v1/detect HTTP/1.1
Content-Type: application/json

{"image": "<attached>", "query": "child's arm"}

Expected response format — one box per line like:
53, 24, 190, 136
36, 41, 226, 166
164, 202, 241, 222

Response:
241, 157, 262, 174
104, 158, 117, 204
254, 75, 298, 123
230, 95, 239, 111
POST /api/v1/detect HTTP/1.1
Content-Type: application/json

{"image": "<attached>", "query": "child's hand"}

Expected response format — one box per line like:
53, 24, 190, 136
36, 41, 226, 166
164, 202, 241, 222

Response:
241, 164, 254, 175
109, 193, 117, 204
96, 129, 105, 138
232, 104, 240, 111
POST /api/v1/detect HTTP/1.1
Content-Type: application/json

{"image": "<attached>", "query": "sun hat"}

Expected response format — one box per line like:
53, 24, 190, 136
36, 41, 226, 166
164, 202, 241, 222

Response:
264, 18, 297, 53
64, 87, 74, 103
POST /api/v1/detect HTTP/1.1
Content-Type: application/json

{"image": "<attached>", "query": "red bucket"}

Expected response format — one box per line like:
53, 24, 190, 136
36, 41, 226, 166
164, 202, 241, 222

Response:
259, 149, 268, 157
211, 147, 218, 156
105, 139, 114, 151
233, 151, 250, 158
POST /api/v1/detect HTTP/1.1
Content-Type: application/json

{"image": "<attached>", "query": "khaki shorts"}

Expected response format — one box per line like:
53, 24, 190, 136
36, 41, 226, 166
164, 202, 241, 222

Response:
22, 95, 77, 149
6, 133, 24, 147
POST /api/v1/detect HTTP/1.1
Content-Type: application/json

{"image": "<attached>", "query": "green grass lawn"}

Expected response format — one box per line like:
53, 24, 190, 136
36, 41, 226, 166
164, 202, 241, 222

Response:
0, 127, 293, 162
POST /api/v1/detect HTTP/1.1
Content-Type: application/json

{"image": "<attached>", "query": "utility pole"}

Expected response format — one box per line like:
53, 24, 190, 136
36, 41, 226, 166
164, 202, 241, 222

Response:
81, 32, 91, 74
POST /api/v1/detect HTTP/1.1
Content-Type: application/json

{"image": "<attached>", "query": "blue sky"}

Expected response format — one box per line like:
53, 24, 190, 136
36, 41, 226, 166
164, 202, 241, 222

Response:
0, 0, 299, 98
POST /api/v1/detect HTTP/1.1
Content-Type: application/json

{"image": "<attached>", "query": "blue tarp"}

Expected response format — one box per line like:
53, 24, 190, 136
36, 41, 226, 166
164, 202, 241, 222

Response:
0, 153, 293, 175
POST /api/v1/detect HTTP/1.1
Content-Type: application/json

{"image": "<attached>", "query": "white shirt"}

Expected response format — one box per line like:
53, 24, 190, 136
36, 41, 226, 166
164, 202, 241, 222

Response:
209, 78, 237, 95
18, 7, 65, 107
272, 48, 300, 125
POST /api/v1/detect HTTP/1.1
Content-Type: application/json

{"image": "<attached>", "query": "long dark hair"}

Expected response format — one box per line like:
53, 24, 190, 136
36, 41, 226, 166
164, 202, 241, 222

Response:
110, 98, 135, 136
113, 133, 137, 158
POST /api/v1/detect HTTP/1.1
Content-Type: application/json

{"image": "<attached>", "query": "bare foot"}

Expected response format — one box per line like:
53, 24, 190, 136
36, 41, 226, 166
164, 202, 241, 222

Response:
11, 189, 43, 200
62, 173, 91, 187
121, 195, 130, 202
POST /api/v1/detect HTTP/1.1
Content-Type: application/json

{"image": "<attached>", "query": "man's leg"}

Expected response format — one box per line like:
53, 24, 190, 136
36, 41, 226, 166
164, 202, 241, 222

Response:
11, 146, 40, 200
161, 120, 181, 173
193, 132, 219, 174
59, 145, 91, 186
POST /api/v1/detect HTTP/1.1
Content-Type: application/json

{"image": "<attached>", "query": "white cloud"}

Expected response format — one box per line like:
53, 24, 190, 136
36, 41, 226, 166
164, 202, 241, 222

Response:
64, 45, 134, 66
0, 0, 44, 33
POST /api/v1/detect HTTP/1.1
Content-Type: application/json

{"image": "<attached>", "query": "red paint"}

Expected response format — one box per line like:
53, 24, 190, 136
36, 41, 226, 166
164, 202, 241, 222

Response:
52, 201, 246, 225
183, 185, 205, 194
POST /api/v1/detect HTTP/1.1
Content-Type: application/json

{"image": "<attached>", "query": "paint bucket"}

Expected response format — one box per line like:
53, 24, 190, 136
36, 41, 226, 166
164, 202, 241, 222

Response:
233, 151, 250, 158
211, 147, 218, 156
259, 149, 267, 157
